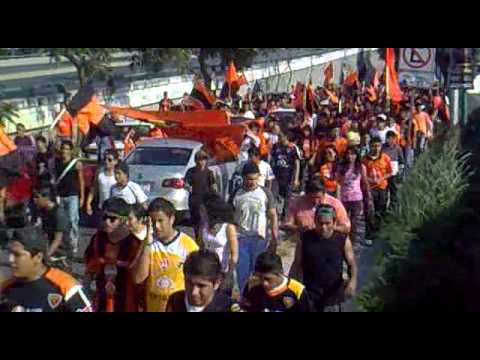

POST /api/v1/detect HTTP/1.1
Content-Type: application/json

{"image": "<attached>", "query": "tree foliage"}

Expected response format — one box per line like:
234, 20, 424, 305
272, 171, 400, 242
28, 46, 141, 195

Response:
44, 48, 119, 86
0, 102, 19, 125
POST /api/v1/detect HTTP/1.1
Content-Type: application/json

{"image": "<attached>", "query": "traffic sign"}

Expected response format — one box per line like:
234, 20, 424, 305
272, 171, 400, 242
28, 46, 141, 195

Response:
399, 48, 437, 88
399, 48, 436, 72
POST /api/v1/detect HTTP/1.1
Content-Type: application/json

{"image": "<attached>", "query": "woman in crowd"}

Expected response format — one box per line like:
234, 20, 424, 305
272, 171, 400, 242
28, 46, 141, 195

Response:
336, 145, 373, 248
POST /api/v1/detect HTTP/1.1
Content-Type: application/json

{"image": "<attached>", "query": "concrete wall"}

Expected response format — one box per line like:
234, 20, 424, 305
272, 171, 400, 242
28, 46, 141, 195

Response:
6, 48, 384, 134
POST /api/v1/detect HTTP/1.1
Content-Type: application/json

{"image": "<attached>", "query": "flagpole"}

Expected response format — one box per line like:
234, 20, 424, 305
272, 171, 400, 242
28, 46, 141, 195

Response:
49, 108, 67, 130
385, 53, 391, 112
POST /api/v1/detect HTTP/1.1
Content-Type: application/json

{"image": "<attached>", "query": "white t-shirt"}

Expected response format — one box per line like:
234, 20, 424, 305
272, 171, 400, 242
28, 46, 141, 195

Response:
239, 135, 261, 163
263, 132, 279, 147
184, 294, 206, 312
231, 186, 275, 239
110, 181, 148, 205
98, 170, 117, 209
203, 223, 230, 272
236, 160, 275, 187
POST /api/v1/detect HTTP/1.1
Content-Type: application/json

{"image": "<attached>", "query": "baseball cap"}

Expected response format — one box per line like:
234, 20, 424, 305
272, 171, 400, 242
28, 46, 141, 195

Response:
377, 114, 387, 121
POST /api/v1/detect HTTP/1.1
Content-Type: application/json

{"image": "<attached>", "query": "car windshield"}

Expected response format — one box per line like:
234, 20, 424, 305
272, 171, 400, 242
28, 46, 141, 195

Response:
125, 147, 192, 166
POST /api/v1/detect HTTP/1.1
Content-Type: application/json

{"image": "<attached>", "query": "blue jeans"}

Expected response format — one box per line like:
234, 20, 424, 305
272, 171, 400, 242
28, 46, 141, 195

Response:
236, 233, 268, 293
60, 196, 79, 253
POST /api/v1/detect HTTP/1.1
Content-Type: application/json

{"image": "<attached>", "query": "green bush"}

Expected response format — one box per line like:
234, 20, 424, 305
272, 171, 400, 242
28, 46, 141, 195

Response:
357, 129, 473, 312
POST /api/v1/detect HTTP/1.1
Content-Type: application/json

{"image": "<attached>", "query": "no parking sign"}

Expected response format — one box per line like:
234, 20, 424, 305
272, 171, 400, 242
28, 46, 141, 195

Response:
399, 48, 437, 88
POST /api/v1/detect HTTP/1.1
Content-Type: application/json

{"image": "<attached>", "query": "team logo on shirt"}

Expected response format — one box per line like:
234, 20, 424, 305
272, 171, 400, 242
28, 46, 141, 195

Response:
283, 296, 296, 309
156, 276, 173, 290
47, 293, 63, 310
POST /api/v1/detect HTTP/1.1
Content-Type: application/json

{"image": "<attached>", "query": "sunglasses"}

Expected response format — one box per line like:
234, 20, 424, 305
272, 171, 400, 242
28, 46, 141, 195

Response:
103, 214, 122, 222
105, 157, 115, 162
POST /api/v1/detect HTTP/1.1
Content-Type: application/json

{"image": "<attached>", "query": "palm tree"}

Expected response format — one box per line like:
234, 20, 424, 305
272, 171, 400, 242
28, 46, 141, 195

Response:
0, 102, 19, 126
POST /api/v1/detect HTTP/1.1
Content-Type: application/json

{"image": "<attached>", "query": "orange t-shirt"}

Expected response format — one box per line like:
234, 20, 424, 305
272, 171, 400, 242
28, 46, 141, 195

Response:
319, 163, 337, 193
335, 137, 348, 157
0, 127, 17, 156
363, 153, 392, 190
413, 112, 428, 135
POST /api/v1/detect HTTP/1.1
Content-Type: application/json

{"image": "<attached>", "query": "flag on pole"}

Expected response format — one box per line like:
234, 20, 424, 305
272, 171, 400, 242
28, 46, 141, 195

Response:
191, 80, 216, 109
306, 80, 316, 116
293, 82, 305, 110
385, 48, 403, 103
220, 61, 241, 100
344, 71, 360, 88
324, 62, 334, 87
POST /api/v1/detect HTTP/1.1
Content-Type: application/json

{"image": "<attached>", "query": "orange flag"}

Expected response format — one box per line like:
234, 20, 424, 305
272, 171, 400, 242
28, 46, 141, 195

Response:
344, 71, 360, 87
0, 126, 17, 157
225, 61, 239, 87
385, 48, 403, 103
108, 107, 230, 127
325, 89, 339, 105
293, 82, 305, 110
324, 62, 333, 87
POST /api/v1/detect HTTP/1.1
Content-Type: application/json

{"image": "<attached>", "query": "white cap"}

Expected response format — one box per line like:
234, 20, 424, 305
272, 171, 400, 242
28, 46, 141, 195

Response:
377, 114, 387, 121
244, 111, 255, 120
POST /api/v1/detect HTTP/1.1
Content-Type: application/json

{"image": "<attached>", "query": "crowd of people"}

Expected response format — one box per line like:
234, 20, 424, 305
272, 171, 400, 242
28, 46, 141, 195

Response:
0, 73, 450, 312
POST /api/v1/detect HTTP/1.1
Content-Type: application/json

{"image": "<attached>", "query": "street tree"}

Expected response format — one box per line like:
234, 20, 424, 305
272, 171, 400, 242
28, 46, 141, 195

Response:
44, 48, 119, 86
0, 102, 19, 125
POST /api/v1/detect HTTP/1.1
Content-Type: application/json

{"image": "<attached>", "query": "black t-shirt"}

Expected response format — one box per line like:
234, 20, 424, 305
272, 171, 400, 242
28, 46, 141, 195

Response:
300, 230, 346, 303
55, 158, 79, 197
241, 278, 313, 312
35, 151, 54, 185
270, 143, 299, 185
185, 167, 215, 200
167, 290, 239, 312
1, 268, 91, 312
40, 205, 72, 257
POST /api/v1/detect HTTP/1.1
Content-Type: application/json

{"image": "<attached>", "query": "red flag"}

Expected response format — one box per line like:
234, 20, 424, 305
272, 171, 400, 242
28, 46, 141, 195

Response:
324, 62, 333, 87
385, 48, 403, 103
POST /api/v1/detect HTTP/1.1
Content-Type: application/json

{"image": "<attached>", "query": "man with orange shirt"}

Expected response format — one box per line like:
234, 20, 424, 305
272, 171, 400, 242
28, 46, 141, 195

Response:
412, 103, 430, 156
362, 136, 392, 221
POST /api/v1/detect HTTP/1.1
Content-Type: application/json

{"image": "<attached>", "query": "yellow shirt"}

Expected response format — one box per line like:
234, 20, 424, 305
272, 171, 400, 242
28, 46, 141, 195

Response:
145, 232, 199, 312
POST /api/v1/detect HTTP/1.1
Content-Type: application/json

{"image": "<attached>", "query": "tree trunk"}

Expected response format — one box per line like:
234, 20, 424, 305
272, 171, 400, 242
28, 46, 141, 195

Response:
77, 65, 87, 87
198, 48, 212, 89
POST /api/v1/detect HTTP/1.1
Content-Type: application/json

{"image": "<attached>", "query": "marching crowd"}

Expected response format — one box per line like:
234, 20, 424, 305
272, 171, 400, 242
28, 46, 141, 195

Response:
0, 76, 449, 312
